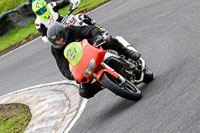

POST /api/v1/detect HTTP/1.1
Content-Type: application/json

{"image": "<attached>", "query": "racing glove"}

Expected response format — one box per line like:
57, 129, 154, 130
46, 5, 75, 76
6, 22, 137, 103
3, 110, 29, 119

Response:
95, 35, 104, 45
70, 0, 81, 10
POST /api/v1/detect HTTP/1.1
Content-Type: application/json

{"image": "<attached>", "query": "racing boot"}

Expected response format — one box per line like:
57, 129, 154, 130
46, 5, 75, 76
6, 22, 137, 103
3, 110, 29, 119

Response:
79, 82, 103, 99
124, 47, 141, 60
110, 36, 141, 60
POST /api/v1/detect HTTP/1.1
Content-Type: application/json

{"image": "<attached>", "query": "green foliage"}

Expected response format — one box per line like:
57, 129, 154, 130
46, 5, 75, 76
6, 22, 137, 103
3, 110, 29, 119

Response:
0, 0, 27, 14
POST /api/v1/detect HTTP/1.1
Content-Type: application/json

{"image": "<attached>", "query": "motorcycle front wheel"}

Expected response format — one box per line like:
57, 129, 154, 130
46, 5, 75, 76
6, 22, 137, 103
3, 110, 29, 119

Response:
100, 73, 142, 101
143, 67, 154, 83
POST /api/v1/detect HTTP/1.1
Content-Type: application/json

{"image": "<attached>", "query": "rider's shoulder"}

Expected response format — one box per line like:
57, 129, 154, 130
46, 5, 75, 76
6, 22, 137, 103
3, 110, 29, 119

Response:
34, 17, 46, 28
35, 17, 43, 24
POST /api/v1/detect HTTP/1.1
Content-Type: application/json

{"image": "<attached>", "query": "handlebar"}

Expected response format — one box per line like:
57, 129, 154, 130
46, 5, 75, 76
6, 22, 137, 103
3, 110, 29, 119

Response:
94, 41, 106, 48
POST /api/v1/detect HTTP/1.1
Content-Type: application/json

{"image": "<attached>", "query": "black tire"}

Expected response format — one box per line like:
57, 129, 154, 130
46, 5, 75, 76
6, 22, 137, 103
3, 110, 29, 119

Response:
143, 67, 154, 83
100, 73, 142, 101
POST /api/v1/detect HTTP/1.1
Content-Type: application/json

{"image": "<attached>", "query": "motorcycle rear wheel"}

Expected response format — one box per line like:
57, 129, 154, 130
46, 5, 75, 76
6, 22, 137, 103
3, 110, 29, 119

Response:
143, 67, 154, 83
100, 73, 142, 101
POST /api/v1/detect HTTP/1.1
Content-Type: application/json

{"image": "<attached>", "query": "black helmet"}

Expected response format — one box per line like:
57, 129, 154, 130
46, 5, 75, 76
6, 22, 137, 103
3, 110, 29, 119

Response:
47, 23, 68, 49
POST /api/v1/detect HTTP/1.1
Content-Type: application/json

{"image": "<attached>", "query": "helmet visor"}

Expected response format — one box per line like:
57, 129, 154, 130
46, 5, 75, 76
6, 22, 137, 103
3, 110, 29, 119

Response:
49, 31, 68, 49
36, 6, 47, 15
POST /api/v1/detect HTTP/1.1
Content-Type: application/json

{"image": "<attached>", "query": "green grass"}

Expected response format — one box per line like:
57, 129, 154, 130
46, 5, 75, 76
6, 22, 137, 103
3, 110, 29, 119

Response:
0, 104, 32, 133
0, 20, 38, 51
0, 0, 27, 14
0, 0, 109, 52
59, 0, 109, 15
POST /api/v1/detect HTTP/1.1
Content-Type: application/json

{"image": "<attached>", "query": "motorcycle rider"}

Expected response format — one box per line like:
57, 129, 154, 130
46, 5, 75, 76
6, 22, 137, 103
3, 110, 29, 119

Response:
32, 0, 81, 42
47, 23, 141, 99
32, 0, 102, 43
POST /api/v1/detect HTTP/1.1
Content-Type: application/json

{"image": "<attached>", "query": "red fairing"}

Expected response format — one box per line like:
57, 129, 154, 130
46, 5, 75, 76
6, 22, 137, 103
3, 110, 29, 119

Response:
69, 39, 107, 83
96, 69, 119, 85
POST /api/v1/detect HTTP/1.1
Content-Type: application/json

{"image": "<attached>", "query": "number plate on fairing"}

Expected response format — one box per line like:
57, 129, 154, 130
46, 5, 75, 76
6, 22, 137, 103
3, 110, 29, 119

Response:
64, 42, 83, 67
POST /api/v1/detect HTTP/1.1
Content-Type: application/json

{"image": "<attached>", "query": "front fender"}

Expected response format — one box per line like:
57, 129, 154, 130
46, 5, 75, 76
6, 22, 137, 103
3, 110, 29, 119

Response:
96, 68, 119, 85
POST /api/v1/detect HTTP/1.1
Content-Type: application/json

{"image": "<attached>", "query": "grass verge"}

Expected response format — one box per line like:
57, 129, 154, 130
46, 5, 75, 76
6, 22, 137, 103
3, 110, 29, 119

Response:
0, 103, 32, 133
0, 0, 27, 14
0, 0, 110, 54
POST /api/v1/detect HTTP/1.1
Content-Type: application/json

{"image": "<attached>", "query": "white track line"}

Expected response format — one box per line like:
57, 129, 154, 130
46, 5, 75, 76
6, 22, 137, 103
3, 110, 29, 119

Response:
0, 37, 41, 59
89, 1, 112, 14
64, 98, 88, 133
0, 80, 74, 99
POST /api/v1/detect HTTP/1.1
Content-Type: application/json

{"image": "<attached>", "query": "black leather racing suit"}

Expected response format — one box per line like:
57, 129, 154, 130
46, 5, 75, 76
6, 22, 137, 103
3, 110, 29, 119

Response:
51, 25, 102, 80
51, 25, 104, 99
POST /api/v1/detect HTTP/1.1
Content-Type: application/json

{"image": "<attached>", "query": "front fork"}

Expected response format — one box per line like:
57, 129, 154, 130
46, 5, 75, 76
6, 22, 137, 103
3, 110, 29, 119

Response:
95, 62, 126, 85
133, 58, 146, 84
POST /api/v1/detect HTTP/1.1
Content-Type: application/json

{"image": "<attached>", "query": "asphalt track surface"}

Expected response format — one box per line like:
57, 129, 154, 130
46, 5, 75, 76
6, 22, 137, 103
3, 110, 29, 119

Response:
1, 0, 200, 132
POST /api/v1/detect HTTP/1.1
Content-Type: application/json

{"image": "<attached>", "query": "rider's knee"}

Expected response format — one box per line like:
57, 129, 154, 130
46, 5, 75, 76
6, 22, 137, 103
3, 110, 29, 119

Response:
78, 85, 94, 99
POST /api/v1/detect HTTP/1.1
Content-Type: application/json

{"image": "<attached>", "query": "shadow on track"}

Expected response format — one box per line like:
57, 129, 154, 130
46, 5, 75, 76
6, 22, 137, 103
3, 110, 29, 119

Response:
95, 97, 137, 123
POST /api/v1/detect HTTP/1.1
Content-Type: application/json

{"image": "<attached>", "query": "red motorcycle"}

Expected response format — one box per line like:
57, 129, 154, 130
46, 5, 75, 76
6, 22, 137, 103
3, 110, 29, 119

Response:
64, 37, 153, 101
